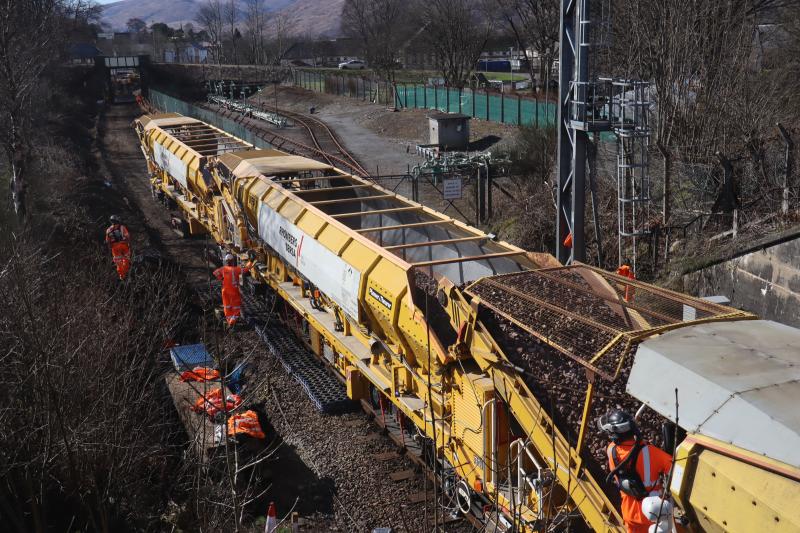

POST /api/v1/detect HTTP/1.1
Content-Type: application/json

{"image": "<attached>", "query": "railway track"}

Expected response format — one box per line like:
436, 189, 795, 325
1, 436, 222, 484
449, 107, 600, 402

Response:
199, 284, 480, 531
263, 104, 371, 177
210, 103, 370, 178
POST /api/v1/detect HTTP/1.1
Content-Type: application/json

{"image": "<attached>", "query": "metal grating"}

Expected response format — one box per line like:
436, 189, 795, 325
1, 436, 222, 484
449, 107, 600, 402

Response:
162, 124, 252, 154
466, 264, 754, 380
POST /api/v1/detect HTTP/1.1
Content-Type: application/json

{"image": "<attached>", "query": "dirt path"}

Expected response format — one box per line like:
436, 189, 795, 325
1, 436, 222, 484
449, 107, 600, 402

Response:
98, 103, 211, 287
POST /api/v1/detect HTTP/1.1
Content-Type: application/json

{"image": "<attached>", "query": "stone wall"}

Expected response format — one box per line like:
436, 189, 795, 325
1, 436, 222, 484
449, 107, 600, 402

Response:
682, 236, 800, 327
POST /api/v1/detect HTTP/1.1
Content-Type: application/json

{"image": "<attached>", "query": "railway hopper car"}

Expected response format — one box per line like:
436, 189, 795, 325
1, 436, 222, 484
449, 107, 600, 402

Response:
134, 113, 800, 532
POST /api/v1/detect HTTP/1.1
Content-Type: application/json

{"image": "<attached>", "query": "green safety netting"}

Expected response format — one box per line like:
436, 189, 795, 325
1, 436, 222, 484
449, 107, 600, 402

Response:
393, 84, 556, 127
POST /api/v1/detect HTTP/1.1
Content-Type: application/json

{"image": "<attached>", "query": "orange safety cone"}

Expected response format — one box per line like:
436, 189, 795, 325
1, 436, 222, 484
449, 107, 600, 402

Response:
264, 501, 278, 533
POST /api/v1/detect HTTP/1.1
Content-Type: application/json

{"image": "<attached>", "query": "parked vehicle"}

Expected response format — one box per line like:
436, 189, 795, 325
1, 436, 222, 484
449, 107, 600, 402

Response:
338, 59, 366, 70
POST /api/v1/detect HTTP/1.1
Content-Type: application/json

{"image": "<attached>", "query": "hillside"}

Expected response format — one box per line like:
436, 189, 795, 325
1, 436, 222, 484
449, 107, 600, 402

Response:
100, 0, 343, 37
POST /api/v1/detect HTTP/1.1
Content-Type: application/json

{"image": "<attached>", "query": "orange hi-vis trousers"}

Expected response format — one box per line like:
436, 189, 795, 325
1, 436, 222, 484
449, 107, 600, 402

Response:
214, 265, 246, 325
111, 241, 131, 280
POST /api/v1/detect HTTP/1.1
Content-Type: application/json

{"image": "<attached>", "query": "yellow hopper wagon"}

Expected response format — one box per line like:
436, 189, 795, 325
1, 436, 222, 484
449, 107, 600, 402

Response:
134, 113, 800, 532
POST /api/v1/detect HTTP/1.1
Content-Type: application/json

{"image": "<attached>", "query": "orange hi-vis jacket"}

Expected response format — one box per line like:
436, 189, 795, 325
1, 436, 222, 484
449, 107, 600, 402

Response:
227, 410, 266, 440
105, 224, 131, 280
607, 439, 672, 533
180, 367, 220, 382
213, 265, 247, 325
191, 388, 242, 418
617, 264, 636, 302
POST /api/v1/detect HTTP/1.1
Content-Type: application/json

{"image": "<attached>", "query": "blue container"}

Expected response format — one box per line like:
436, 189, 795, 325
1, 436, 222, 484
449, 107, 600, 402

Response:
170, 344, 214, 372
226, 362, 247, 394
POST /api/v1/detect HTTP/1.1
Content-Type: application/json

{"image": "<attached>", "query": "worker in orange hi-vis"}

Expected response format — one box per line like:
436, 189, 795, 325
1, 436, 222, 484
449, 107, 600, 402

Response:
213, 253, 250, 326
617, 259, 636, 302
598, 409, 673, 533
105, 215, 132, 280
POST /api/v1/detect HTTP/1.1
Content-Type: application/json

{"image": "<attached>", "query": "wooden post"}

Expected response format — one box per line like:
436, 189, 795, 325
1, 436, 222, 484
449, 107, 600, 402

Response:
479, 167, 485, 223
484, 165, 494, 219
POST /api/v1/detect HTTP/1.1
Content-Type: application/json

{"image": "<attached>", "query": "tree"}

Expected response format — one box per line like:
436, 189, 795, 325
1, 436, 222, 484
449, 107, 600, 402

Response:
341, 0, 412, 81
270, 11, 296, 64
611, 0, 780, 224
126, 17, 147, 33
494, 0, 559, 92
150, 22, 173, 61
0, 0, 84, 218
197, 0, 224, 63
244, 0, 267, 64
225, 0, 239, 64
418, 0, 492, 88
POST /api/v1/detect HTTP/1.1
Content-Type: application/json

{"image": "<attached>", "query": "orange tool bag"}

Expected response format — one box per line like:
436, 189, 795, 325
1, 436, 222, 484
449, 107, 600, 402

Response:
191, 388, 241, 418
227, 410, 266, 440
179, 367, 221, 382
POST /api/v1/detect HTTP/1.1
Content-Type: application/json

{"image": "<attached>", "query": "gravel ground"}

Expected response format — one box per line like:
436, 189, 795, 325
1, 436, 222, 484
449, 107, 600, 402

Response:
235, 328, 474, 532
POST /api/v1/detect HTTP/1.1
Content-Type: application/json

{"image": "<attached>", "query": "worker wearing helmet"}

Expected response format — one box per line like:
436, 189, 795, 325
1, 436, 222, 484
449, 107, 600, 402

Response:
105, 215, 132, 280
598, 409, 672, 533
213, 253, 249, 326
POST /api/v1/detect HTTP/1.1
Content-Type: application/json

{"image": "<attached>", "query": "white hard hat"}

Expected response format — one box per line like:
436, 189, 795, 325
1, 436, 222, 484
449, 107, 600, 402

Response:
224, 253, 235, 263
648, 520, 673, 533
642, 496, 674, 533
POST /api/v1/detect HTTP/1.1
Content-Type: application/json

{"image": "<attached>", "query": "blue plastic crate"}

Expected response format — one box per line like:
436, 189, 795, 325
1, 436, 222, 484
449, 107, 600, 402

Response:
170, 343, 214, 372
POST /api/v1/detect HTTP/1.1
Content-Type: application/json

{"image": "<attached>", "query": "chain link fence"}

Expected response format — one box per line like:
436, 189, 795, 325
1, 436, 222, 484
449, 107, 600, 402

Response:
293, 69, 557, 127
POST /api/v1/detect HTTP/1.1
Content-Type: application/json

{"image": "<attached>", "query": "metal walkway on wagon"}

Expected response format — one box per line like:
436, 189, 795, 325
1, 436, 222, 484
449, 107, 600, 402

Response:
466, 264, 754, 380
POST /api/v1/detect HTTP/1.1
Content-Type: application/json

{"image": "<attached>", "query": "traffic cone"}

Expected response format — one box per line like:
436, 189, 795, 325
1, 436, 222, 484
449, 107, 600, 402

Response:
264, 501, 277, 533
